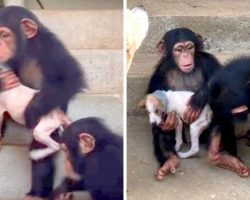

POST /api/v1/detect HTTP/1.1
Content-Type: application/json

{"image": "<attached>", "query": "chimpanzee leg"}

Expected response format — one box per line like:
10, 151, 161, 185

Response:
208, 124, 249, 177
26, 130, 60, 198
220, 122, 237, 156
152, 126, 180, 181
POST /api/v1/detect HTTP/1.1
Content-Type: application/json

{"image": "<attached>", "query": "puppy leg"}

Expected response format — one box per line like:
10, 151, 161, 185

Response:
30, 111, 63, 160
178, 110, 212, 158
174, 116, 183, 151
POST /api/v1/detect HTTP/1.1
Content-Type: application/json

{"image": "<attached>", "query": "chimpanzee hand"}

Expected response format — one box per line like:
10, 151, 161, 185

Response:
159, 112, 179, 131
183, 105, 201, 124
0, 70, 20, 91
24, 93, 44, 129
189, 88, 209, 110
52, 193, 74, 200
183, 88, 208, 124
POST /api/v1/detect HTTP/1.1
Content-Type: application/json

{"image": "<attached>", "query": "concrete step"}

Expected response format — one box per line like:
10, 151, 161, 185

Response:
0, 146, 92, 199
71, 49, 122, 94
32, 10, 122, 50
3, 93, 123, 145
127, 52, 248, 115
127, 116, 250, 200
0, 146, 30, 199
25, 0, 122, 10
128, 0, 250, 53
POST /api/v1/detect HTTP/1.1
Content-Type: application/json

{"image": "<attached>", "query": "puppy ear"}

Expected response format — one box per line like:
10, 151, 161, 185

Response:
156, 39, 166, 56
78, 133, 96, 154
231, 105, 248, 114
137, 99, 146, 110
20, 18, 38, 39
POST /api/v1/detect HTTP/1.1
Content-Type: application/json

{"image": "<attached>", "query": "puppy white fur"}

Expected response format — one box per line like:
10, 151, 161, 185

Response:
0, 68, 71, 160
126, 6, 149, 72
145, 90, 212, 158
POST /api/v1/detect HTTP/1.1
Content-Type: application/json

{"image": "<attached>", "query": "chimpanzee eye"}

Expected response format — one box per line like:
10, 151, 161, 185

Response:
187, 45, 194, 50
0, 32, 9, 39
175, 48, 183, 52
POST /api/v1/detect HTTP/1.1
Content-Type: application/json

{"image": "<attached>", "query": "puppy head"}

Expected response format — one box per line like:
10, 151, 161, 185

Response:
145, 95, 164, 125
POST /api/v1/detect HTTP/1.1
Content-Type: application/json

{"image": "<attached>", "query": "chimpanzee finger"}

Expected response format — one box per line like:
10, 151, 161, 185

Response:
160, 112, 172, 131
183, 106, 192, 123
169, 112, 177, 128
162, 113, 171, 130
190, 110, 197, 124
174, 116, 179, 128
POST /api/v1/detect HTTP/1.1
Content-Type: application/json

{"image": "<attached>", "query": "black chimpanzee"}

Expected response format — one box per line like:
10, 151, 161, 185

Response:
196, 57, 250, 177
50, 117, 123, 200
146, 28, 221, 181
0, 6, 86, 199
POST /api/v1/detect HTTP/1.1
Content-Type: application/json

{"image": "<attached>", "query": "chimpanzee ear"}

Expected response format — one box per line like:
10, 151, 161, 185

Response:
156, 39, 167, 56
20, 18, 38, 39
231, 105, 248, 114
196, 33, 205, 50
78, 133, 96, 154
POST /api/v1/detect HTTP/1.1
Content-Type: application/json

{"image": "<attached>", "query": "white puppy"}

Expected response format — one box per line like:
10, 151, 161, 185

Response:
0, 66, 71, 160
145, 90, 212, 158
126, 6, 149, 72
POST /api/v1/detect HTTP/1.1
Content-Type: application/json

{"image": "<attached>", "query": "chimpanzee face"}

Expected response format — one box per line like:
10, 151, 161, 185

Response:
0, 27, 16, 63
173, 41, 195, 73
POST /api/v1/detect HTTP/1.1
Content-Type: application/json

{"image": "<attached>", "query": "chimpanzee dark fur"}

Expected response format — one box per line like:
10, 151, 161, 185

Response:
0, 6, 86, 198
0, 6, 86, 128
147, 28, 221, 166
51, 117, 123, 200
196, 56, 250, 156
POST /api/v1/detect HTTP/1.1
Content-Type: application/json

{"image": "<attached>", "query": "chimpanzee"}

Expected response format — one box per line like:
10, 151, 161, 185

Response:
196, 57, 250, 177
0, 6, 86, 199
50, 117, 123, 200
146, 28, 221, 181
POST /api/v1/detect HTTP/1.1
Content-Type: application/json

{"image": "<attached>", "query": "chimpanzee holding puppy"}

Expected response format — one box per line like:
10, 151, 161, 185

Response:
50, 117, 123, 200
146, 28, 221, 181
0, 6, 85, 199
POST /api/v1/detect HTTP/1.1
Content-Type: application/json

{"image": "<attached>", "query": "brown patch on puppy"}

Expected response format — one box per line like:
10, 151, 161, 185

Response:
146, 95, 164, 113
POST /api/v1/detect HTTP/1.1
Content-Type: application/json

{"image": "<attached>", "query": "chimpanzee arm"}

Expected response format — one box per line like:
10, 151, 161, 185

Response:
147, 60, 168, 94
48, 178, 85, 200
24, 57, 84, 128
189, 52, 221, 110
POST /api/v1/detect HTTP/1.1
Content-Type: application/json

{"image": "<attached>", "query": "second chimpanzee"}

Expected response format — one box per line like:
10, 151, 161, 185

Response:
50, 117, 123, 200
146, 28, 221, 181
196, 57, 250, 177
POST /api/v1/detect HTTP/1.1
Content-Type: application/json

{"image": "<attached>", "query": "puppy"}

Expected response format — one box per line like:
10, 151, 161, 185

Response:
145, 90, 212, 158
0, 67, 71, 160
126, 5, 149, 72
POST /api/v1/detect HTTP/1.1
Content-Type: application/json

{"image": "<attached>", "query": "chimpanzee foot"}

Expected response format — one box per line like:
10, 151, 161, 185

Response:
155, 155, 180, 181
23, 195, 47, 200
216, 154, 249, 178
54, 193, 74, 200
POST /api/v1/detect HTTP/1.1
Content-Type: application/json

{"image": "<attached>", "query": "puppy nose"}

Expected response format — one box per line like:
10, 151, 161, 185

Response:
152, 122, 157, 126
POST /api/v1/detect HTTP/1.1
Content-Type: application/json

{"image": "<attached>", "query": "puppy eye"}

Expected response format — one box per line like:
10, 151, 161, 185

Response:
155, 109, 159, 114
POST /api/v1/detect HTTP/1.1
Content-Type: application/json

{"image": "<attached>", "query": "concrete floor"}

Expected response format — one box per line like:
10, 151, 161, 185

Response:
127, 116, 250, 200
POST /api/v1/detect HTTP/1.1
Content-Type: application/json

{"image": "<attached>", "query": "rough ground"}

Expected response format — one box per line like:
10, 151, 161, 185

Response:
127, 116, 250, 200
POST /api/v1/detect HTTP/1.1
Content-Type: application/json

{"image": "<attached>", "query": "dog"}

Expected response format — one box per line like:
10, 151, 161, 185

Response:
126, 5, 149, 72
0, 66, 71, 160
144, 90, 213, 158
